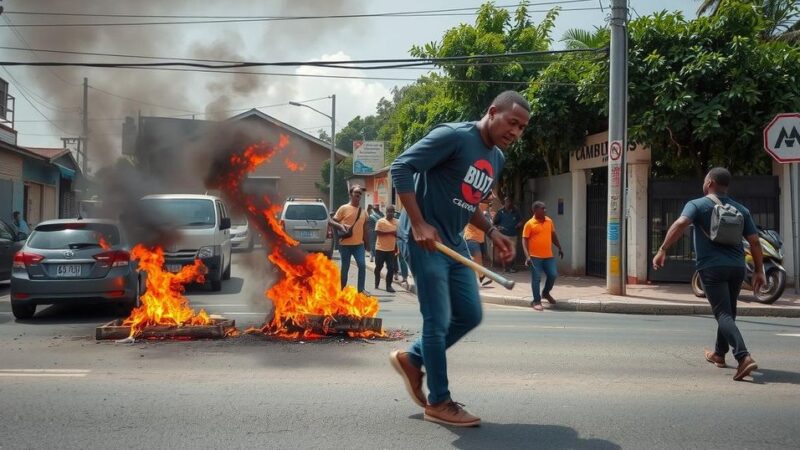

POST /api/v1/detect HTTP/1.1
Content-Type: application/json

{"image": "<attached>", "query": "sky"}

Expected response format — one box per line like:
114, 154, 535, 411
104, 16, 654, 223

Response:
0, 0, 698, 171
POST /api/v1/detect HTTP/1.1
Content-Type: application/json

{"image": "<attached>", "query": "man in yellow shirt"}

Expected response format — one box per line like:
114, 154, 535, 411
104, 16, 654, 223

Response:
374, 205, 399, 293
522, 201, 563, 311
331, 185, 368, 293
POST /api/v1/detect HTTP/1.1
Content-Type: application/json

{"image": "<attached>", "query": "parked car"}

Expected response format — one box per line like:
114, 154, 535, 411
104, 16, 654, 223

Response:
230, 214, 254, 252
139, 194, 232, 291
1, 218, 27, 283
9, 219, 140, 320
279, 197, 333, 258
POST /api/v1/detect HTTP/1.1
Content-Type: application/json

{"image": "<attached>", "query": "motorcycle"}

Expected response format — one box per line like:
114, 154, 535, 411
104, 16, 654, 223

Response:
691, 228, 787, 304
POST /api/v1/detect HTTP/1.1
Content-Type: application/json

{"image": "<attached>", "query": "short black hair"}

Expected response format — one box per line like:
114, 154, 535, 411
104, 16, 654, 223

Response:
12, 211, 20, 215
707, 167, 731, 187
349, 184, 363, 194
532, 201, 546, 210
491, 90, 530, 113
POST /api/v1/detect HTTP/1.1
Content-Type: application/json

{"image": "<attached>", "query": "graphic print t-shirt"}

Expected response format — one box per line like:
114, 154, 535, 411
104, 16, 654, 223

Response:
390, 122, 505, 248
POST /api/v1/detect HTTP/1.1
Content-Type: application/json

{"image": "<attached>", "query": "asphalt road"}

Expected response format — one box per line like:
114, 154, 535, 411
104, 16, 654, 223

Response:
1, 251, 799, 449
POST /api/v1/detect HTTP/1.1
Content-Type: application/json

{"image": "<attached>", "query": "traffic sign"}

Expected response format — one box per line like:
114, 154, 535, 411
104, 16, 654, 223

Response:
763, 113, 800, 163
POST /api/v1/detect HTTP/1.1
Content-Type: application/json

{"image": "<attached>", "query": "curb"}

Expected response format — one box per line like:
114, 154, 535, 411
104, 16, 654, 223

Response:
479, 294, 800, 318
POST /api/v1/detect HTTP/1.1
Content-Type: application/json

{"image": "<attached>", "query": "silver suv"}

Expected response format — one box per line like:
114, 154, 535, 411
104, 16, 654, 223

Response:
279, 197, 333, 258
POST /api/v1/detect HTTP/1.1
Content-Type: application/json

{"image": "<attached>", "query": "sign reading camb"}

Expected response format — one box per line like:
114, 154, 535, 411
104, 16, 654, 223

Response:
569, 131, 650, 171
764, 113, 800, 163
353, 141, 385, 174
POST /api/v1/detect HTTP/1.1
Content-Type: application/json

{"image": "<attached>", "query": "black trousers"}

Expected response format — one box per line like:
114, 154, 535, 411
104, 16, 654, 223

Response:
374, 250, 397, 287
699, 266, 749, 361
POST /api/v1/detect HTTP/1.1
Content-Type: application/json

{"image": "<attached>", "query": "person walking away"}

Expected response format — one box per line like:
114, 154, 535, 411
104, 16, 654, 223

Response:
331, 185, 368, 293
522, 201, 563, 311
494, 197, 523, 273
371, 204, 385, 261
389, 90, 528, 427
365, 204, 377, 262
652, 167, 763, 381
464, 222, 492, 287
374, 205, 399, 293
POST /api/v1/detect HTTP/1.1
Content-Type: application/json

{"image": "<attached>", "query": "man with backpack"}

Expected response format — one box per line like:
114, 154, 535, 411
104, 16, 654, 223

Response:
652, 167, 765, 381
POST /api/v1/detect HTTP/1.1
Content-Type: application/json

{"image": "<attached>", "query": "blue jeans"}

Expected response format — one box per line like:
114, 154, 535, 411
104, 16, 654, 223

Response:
529, 257, 557, 303
398, 253, 409, 280
400, 239, 483, 405
699, 266, 749, 361
339, 244, 366, 293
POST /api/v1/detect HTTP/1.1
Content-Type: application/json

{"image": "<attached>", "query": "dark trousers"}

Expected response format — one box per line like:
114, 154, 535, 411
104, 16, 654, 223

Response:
374, 250, 397, 288
699, 266, 749, 361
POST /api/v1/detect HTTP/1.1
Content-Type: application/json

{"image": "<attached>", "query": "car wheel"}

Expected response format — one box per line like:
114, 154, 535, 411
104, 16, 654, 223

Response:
11, 301, 36, 320
222, 259, 231, 280
210, 278, 223, 291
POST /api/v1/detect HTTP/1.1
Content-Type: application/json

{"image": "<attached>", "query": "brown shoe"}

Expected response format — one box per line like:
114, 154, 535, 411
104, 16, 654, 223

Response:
543, 293, 557, 304
704, 350, 726, 368
389, 350, 426, 407
733, 355, 758, 381
424, 400, 481, 427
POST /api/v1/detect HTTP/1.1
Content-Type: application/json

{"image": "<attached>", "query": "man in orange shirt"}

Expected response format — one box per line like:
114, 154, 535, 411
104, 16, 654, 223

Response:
374, 205, 399, 293
331, 185, 368, 293
522, 201, 563, 311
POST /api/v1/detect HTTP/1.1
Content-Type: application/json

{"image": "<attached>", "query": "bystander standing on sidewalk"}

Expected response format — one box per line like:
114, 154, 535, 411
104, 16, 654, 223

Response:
331, 185, 368, 293
494, 197, 523, 273
366, 205, 377, 262
374, 205, 399, 293
652, 167, 763, 381
464, 221, 492, 287
12, 211, 30, 235
522, 201, 563, 311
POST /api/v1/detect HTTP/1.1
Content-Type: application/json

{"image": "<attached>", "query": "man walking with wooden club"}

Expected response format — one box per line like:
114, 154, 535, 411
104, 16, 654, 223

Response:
389, 91, 529, 427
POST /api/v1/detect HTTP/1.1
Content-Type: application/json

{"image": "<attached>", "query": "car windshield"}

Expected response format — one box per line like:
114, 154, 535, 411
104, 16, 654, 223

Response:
285, 204, 328, 221
27, 223, 122, 250
141, 198, 216, 228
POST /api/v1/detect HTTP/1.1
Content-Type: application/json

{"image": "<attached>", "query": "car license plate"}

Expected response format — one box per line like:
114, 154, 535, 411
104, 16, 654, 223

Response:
299, 230, 316, 238
56, 264, 81, 277
166, 264, 182, 273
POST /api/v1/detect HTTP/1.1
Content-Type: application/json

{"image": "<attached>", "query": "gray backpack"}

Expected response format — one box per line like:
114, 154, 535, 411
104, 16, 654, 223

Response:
704, 194, 744, 246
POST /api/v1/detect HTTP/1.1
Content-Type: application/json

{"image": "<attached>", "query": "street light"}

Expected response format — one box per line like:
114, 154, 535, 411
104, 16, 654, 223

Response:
289, 95, 336, 209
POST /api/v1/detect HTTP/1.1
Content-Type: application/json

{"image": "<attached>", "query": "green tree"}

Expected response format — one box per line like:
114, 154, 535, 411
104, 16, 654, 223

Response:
697, 0, 800, 42
579, 2, 800, 176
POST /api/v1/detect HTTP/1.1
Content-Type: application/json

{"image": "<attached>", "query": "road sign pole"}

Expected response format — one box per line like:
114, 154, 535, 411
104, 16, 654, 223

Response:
792, 162, 799, 294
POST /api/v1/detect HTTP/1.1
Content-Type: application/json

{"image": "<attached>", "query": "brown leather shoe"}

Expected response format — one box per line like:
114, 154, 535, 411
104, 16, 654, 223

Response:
389, 350, 426, 407
704, 350, 726, 368
734, 355, 758, 381
543, 293, 557, 304
424, 400, 481, 427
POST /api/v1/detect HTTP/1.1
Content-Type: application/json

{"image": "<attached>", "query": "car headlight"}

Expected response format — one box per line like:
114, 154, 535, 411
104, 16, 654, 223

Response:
197, 246, 216, 259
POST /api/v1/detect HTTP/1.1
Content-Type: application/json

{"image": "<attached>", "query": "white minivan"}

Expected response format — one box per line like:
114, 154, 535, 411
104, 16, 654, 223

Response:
139, 194, 232, 291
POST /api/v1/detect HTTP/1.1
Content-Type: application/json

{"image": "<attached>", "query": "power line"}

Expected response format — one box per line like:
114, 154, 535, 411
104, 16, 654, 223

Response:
86, 85, 197, 113
2, 2, 595, 24
1, 15, 79, 87
1, 68, 79, 135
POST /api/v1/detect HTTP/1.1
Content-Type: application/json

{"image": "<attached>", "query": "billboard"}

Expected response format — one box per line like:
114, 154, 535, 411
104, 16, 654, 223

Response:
352, 140, 385, 175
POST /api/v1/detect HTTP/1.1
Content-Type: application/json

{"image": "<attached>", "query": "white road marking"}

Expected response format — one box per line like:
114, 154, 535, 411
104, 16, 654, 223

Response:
776, 333, 800, 337
0, 369, 90, 378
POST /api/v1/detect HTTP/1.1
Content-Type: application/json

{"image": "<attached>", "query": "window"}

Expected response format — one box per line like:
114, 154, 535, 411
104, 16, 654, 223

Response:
284, 204, 328, 221
28, 223, 121, 249
140, 199, 216, 228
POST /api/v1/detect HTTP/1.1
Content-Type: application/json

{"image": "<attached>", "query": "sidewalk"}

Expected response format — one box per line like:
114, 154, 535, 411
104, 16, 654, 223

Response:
362, 254, 800, 317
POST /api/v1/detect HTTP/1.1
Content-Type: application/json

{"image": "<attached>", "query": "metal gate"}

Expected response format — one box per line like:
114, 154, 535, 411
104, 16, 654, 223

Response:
648, 176, 780, 282
586, 182, 608, 277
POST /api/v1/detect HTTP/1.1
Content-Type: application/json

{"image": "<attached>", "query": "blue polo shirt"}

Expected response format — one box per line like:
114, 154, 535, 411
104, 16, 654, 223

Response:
680, 195, 758, 271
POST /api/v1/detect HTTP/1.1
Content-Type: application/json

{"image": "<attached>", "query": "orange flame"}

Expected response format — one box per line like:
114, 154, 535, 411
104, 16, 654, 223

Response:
122, 245, 210, 338
208, 135, 383, 339
284, 157, 305, 172
98, 236, 111, 250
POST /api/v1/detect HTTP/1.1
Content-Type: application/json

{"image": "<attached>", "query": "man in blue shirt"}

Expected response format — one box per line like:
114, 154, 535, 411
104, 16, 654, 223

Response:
493, 196, 524, 272
12, 211, 30, 235
652, 167, 764, 382
388, 91, 529, 427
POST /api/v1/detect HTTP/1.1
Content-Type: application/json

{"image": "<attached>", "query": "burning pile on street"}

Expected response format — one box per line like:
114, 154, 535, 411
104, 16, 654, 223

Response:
209, 135, 384, 339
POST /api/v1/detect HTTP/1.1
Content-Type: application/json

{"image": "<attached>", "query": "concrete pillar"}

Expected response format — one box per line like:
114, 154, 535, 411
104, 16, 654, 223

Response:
571, 169, 587, 275
626, 163, 649, 284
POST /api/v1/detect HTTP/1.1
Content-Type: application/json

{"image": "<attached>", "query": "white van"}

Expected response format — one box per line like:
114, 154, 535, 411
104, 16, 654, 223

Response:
139, 194, 232, 291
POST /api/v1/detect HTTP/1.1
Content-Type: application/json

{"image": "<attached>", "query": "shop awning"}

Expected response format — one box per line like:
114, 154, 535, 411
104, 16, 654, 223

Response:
54, 163, 76, 180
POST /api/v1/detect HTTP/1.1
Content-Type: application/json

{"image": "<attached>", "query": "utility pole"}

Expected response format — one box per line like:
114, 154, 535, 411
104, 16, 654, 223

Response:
82, 77, 89, 174
330, 94, 336, 209
606, 0, 628, 295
